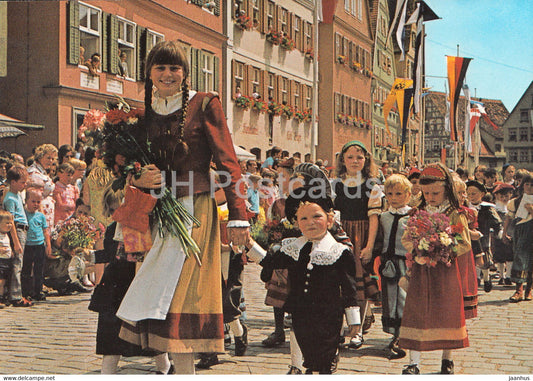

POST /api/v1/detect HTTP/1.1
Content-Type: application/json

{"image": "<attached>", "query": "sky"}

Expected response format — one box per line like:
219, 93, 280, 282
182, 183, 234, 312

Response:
420, 0, 533, 112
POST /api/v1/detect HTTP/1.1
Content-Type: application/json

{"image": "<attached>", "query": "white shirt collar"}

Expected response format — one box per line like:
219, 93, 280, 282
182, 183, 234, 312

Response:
426, 200, 450, 214
280, 232, 349, 266
388, 205, 411, 215
152, 89, 197, 115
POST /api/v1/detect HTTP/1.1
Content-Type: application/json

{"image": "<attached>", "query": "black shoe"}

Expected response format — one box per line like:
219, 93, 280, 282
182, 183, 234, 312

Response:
234, 324, 248, 356
262, 331, 285, 347
156, 364, 175, 374
68, 280, 93, 293
32, 293, 47, 301
388, 337, 406, 359
362, 314, 375, 334
287, 365, 303, 374
402, 364, 420, 374
195, 354, 219, 369
504, 278, 513, 286
498, 278, 504, 285
484, 279, 492, 293
304, 369, 313, 374
440, 359, 454, 374
330, 350, 340, 374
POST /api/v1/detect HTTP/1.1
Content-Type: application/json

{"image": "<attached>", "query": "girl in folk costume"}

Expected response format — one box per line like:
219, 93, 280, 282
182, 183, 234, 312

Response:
452, 175, 479, 319
378, 174, 412, 359
333, 140, 382, 348
399, 163, 471, 375
246, 187, 359, 374
113, 41, 248, 374
503, 172, 533, 302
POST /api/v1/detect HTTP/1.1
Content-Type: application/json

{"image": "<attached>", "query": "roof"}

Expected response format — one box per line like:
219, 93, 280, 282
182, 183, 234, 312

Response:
0, 113, 44, 130
0, 126, 26, 139
425, 91, 508, 139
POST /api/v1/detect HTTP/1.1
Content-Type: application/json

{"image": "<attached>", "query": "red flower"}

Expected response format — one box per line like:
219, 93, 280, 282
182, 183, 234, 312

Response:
105, 109, 128, 125
450, 224, 463, 234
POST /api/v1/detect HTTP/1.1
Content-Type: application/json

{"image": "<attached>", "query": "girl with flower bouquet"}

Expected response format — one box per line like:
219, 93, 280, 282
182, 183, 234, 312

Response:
109, 41, 248, 374
399, 162, 471, 375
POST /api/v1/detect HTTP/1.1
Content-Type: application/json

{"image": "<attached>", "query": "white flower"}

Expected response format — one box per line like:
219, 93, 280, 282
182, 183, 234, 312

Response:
439, 232, 452, 246
418, 238, 430, 251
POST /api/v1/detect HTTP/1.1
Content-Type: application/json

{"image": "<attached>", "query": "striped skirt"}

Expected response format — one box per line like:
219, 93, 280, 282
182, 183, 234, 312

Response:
456, 251, 478, 319
342, 220, 380, 302
119, 194, 224, 354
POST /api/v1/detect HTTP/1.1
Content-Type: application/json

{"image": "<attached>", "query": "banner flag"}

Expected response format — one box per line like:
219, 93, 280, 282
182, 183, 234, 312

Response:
447, 55, 472, 141
383, 78, 413, 134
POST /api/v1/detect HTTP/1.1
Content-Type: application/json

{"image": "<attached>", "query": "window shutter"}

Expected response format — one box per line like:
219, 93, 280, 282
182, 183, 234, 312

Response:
287, 12, 293, 40
289, 79, 295, 107
136, 26, 147, 81
191, 48, 198, 90
276, 75, 283, 103
275, 5, 281, 31
197, 50, 205, 92
213, 55, 219, 93
310, 23, 315, 49
261, 0, 269, 33
246, 0, 253, 18
246, 65, 254, 97
261, 70, 268, 99
108, 15, 119, 75
101, 12, 108, 71
231, 60, 238, 96
214, 0, 220, 16
67, 1, 80, 65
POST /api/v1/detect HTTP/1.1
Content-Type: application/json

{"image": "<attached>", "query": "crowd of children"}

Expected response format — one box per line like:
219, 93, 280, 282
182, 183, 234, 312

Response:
0, 141, 532, 375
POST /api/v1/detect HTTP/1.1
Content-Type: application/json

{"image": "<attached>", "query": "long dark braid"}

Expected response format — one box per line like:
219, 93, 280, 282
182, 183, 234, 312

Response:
144, 76, 154, 119
175, 81, 189, 158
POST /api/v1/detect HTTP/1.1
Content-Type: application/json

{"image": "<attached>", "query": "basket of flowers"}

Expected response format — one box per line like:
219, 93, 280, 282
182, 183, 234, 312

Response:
337, 55, 346, 64
234, 95, 252, 110
281, 104, 294, 120
266, 30, 283, 45
280, 34, 295, 51
267, 100, 283, 116
253, 98, 267, 113
235, 12, 253, 30
294, 110, 306, 123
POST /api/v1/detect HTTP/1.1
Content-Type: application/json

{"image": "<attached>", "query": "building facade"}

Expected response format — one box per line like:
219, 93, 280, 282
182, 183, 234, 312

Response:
502, 80, 533, 171
317, 0, 374, 165
0, 0, 224, 158
226, 0, 315, 161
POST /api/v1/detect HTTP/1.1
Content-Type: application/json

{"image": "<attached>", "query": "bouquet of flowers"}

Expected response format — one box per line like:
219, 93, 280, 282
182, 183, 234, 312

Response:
404, 210, 463, 268
251, 217, 299, 250
52, 215, 102, 253
101, 107, 202, 265
78, 109, 106, 147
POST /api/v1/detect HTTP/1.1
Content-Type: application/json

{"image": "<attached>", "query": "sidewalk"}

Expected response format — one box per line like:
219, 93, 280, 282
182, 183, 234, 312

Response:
0, 264, 532, 375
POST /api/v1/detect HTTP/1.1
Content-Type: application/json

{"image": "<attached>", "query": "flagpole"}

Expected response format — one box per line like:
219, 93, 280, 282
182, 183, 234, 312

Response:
310, 0, 319, 162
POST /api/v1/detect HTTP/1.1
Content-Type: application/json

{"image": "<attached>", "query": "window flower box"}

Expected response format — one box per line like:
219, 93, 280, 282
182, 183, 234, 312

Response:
266, 30, 283, 45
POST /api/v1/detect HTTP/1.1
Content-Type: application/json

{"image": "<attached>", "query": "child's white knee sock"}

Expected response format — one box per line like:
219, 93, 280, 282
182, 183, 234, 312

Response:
289, 330, 303, 369
442, 349, 453, 361
505, 262, 513, 278
409, 350, 421, 365
482, 268, 490, 281
496, 263, 505, 277
101, 355, 120, 374
229, 318, 244, 337
154, 353, 171, 374
169, 352, 195, 374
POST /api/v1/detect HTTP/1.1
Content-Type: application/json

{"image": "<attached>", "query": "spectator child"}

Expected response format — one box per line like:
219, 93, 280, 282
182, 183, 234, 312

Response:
53, 163, 79, 224
21, 188, 51, 301
492, 183, 515, 285
0, 210, 14, 308
2, 165, 33, 307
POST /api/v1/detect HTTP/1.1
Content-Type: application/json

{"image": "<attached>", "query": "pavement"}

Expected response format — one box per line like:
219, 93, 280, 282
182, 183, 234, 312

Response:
0, 264, 532, 376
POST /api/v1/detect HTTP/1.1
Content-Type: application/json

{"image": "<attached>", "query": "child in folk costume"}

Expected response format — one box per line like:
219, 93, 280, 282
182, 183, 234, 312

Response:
452, 175, 479, 319
491, 183, 515, 286
466, 180, 502, 293
246, 187, 359, 374
333, 140, 383, 348
378, 174, 412, 359
399, 163, 471, 375
503, 172, 533, 302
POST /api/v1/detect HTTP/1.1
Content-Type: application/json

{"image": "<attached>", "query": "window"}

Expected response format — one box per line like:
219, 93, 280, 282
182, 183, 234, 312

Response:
335, 93, 341, 115
304, 22, 312, 49
72, 108, 89, 146
251, 67, 261, 95
509, 128, 517, 142
233, 61, 244, 95
509, 150, 518, 162
335, 34, 342, 57
117, 17, 136, 78
357, 0, 362, 20
280, 8, 288, 33
268, 73, 275, 100
520, 128, 529, 142
495, 144, 501, 152
252, 0, 261, 26
345, 0, 350, 12
305, 86, 312, 109
267, 1, 275, 30
281, 77, 289, 104
147, 30, 164, 53
520, 149, 529, 163
520, 110, 529, 123
78, 3, 101, 65
294, 16, 301, 50
200, 52, 215, 92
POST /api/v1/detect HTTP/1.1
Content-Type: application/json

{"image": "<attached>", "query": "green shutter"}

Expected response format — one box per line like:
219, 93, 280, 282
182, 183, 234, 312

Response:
197, 50, 205, 92
108, 15, 119, 75
214, 0, 220, 16
136, 26, 147, 81
191, 47, 198, 90
67, 1, 80, 65
101, 12, 108, 72
213, 55, 219, 92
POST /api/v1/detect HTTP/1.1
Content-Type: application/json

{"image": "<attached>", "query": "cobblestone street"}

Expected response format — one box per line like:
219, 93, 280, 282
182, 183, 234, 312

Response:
1, 264, 532, 375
